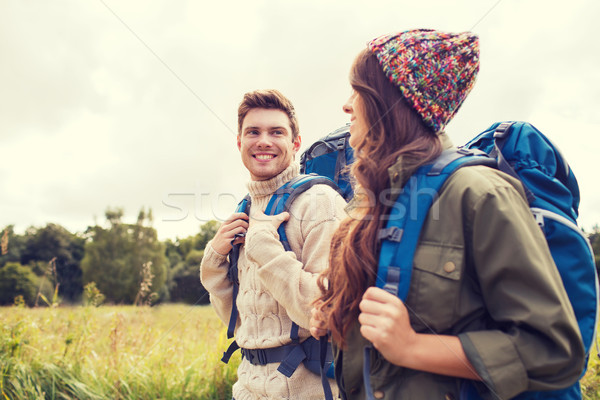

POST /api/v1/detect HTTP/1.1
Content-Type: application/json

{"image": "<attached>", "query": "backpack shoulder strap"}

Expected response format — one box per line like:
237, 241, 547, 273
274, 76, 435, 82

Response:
223, 184, 336, 400
365, 149, 494, 400
264, 174, 344, 251
226, 175, 340, 344
224, 194, 251, 340
490, 122, 536, 203
266, 174, 340, 395
376, 149, 494, 300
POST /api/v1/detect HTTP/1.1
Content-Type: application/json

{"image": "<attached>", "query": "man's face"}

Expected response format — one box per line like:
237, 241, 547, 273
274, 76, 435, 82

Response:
237, 108, 301, 181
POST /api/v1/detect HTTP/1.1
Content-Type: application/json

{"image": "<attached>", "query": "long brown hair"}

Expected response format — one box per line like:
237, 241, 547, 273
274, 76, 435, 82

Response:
317, 48, 443, 347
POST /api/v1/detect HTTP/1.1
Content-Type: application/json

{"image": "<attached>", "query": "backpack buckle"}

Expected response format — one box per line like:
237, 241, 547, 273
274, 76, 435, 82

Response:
378, 227, 403, 242
242, 348, 268, 365
531, 209, 545, 227
493, 122, 515, 139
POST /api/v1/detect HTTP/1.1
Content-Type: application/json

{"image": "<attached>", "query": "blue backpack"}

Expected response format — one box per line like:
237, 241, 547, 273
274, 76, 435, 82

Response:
300, 124, 355, 201
462, 122, 598, 400
366, 121, 598, 400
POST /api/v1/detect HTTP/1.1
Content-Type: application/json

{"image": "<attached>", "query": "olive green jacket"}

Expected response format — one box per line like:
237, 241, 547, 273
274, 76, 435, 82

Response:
335, 134, 585, 400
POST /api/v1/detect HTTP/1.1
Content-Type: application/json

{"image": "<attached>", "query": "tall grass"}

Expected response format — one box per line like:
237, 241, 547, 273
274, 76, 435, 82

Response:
583, 344, 600, 400
1, 304, 599, 399
0, 304, 239, 399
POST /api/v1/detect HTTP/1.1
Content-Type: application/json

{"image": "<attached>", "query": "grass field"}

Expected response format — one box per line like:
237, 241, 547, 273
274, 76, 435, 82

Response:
0, 304, 239, 399
1, 304, 598, 399
584, 345, 600, 399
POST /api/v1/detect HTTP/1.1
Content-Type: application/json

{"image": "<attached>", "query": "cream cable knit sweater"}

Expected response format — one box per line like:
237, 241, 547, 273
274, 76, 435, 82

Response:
200, 163, 347, 400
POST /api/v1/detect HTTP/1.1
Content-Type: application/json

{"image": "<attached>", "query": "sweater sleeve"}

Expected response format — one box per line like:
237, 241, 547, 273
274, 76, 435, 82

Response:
245, 185, 347, 329
458, 185, 585, 399
200, 241, 235, 327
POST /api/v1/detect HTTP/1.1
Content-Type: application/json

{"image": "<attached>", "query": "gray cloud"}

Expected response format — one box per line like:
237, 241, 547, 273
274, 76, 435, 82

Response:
2, 0, 599, 239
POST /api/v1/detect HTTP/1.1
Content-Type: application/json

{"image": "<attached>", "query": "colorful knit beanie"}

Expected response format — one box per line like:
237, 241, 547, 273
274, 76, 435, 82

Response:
368, 29, 480, 133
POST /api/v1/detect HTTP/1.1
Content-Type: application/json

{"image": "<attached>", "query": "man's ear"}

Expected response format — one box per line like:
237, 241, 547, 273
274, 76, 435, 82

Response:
237, 134, 242, 151
293, 135, 301, 153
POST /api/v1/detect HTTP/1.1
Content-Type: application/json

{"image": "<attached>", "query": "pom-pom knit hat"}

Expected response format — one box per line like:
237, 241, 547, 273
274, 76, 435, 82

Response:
367, 29, 479, 133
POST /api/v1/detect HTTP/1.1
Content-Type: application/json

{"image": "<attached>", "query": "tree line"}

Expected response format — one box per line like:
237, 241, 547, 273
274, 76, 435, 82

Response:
1, 209, 599, 307
0, 207, 218, 306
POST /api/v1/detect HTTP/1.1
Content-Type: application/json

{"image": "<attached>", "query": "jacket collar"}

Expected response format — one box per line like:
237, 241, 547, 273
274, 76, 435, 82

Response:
387, 132, 454, 192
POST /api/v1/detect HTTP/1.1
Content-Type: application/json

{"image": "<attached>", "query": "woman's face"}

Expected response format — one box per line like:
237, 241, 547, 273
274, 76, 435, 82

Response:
343, 90, 369, 148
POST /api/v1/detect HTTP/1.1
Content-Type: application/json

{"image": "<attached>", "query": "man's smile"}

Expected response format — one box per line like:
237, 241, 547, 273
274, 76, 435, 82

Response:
254, 154, 277, 160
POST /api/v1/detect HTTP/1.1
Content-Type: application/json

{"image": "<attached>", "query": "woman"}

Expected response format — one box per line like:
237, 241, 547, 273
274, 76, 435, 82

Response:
310, 29, 584, 399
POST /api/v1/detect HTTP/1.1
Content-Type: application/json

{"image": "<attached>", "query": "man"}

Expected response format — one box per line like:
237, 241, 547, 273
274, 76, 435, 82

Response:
201, 89, 346, 399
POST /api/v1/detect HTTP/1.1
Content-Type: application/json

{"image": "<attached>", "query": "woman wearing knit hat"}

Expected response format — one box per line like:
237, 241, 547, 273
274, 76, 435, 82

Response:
310, 29, 584, 399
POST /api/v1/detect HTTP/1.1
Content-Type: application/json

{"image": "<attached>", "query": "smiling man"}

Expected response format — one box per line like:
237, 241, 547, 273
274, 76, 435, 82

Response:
237, 106, 300, 181
200, 89, 346, 399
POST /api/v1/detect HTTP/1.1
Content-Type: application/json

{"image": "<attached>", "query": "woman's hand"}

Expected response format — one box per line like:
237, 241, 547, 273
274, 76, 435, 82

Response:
358, 287, 480, 380
310, 300, 329, 339
358, 286, 417, 365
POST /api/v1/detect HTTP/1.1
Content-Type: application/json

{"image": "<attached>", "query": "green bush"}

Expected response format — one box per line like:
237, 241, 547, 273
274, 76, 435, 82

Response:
0, 262, 37, 305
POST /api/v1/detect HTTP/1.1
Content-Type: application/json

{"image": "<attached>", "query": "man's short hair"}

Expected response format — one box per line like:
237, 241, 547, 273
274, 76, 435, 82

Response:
237, 89, 299, 141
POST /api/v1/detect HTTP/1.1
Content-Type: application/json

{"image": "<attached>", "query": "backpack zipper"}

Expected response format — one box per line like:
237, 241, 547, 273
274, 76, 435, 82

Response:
530, 207, 594, 257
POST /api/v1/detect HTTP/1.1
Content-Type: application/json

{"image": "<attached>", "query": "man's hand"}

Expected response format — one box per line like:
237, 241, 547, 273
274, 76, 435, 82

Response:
211, 212, 249, 255
249, 208, 290, 231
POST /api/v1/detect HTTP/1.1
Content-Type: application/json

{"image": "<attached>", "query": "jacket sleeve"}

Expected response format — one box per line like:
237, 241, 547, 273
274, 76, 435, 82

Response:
458, 184, 585, 399
199, 241, 235, 327
244, 186, 347, 329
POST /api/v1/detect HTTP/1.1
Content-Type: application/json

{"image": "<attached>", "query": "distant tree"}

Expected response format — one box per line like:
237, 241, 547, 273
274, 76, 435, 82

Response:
164, 238, 183, 302
81, 208, 168, 304
164, 239, 183, 268
169, 249, 209, 304
166, 221, 218, 304
589, 225, 600, 275
0, 225, 26, 268
194, 220, 219, 251
0, 262, 37, 305
20, 223, 85, 302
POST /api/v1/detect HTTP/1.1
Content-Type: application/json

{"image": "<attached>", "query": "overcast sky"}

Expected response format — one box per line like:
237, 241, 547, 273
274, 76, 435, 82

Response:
2, 0, 599, 241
